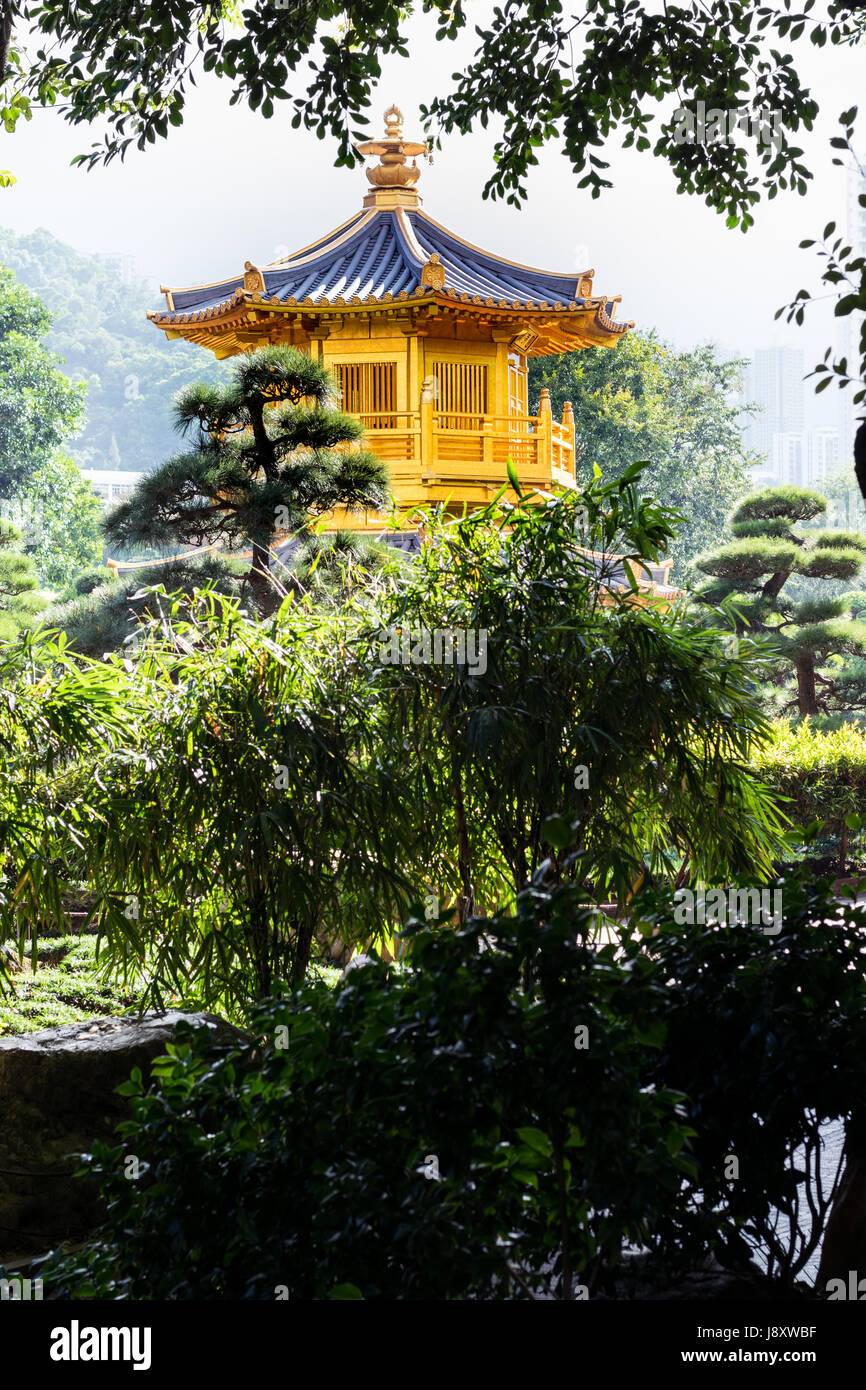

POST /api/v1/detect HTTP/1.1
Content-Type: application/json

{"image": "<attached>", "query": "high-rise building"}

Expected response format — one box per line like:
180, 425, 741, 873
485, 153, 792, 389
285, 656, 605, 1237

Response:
742, 347, 806, 460
771, 431, 805, 486
807, 428, 840, 486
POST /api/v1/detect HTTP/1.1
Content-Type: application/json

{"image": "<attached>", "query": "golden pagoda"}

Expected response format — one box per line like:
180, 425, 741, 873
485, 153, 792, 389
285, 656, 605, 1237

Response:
147, 105, 637, 532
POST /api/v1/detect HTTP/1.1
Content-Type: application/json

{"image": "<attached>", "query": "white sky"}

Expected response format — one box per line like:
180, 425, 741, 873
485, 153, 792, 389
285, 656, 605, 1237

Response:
0, 6, 862, 413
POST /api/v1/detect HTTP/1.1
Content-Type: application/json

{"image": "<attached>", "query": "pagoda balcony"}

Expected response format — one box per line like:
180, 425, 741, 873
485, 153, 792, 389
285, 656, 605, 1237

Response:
351, 390, 576, 501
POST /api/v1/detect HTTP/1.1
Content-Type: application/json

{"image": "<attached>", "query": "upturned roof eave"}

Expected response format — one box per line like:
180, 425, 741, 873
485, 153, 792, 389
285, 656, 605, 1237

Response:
147, 286, 634, 349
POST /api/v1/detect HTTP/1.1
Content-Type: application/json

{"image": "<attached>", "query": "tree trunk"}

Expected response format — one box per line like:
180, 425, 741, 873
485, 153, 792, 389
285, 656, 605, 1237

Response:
250, 540, 271, 578
795, 652, 818, 717
291, 920, 314, 989
554, 1142, 572, 1300
818, 1111, 866, 1290
245, 540, 278, 614
0, 4, 14, 83
450, 750, 475, 923
762, 568, 792, 601
250, 894, 272, 999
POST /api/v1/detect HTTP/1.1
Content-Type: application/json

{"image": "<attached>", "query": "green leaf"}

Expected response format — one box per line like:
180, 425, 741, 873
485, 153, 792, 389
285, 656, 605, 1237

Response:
543, 814, 574, 850
505, 454, 522, 498
516, 1126, 553, 1157
512, 1167, 539, 1188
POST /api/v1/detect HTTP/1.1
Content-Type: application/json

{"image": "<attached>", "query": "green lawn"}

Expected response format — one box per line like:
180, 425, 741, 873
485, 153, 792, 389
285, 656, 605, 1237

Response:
0, 934, 346, 1035
0, 935, 145, 1035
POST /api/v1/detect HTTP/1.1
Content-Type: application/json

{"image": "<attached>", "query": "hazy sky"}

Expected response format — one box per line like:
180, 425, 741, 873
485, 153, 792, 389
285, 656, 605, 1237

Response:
1, 6, 862, 408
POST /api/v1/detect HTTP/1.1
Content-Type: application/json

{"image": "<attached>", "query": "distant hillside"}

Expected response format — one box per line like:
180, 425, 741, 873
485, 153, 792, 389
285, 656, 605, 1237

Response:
0, 226, 231, 472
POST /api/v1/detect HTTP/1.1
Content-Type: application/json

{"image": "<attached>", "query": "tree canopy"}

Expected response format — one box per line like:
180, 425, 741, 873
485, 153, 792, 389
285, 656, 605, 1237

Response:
694, 484, 866, 714
102, 345, 390, 588
0, 263, 83, 498
1, 1, 861, 223
0, 262, 103, 587
529, 332, 756, 574
0, 226, 232, 473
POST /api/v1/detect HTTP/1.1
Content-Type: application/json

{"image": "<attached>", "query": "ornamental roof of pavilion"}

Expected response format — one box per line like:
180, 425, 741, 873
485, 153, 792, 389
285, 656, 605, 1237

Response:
147, 106, 634, 358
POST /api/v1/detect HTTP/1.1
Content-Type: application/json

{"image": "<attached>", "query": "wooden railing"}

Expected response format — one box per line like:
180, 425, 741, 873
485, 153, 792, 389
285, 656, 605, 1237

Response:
433, 411, 540, 471
352, 388, 577, 484
551, 418, 574, 474
355, 411, 420, 462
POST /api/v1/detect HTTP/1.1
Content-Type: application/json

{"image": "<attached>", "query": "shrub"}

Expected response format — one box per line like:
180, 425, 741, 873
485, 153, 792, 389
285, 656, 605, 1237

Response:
42, 867, 866, 1298
635, 870, 866, 1282
73, 567, 113, 597
753, 719, 866, 872
43, 883, 697, 1300
45, 555, 249, 656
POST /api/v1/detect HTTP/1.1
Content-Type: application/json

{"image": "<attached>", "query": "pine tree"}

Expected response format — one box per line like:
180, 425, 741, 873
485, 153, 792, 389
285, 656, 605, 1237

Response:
694, 485, 866, 716
0, 522, 49, 639
103, 346, 389, 597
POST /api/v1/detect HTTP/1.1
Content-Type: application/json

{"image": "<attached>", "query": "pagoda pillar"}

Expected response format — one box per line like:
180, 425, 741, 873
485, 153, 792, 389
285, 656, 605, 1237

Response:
562, 400, 576, 476
309, 323, 331, 363
403, 326, 423, 465
537, 387, 553, 477
420, 375, 435, 474
492, 329, 511, 418
482, 420, 494, 465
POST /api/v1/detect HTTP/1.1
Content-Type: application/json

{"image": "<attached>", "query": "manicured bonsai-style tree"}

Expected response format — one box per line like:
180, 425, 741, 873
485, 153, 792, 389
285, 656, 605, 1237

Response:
694, 485, 866, 715
102, 345, 389, 595
0, 523, 48, 639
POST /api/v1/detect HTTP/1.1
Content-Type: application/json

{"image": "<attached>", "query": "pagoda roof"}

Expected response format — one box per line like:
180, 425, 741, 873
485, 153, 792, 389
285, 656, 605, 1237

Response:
158, 207, 596, 317
148, 107, 633, 355
149, 208, 632, 355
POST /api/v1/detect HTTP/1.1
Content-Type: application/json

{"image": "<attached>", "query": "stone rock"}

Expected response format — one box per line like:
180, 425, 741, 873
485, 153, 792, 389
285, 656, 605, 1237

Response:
0, 944, 21, 974
0, 1011, 246, 1262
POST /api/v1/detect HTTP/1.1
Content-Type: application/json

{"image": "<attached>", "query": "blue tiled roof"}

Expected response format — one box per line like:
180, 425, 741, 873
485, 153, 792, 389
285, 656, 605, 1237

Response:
158, 208, 586, 321
410, 213, 579, 302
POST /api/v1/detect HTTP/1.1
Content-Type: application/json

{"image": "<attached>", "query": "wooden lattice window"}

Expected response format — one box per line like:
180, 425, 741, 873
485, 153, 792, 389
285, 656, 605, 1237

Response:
432, 361, 488, 429
336, 362, 396, 428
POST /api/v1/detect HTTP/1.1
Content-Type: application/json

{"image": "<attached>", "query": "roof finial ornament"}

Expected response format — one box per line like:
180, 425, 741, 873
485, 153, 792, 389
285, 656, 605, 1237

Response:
356, 104, 431, 200
383, 103, 403, 139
